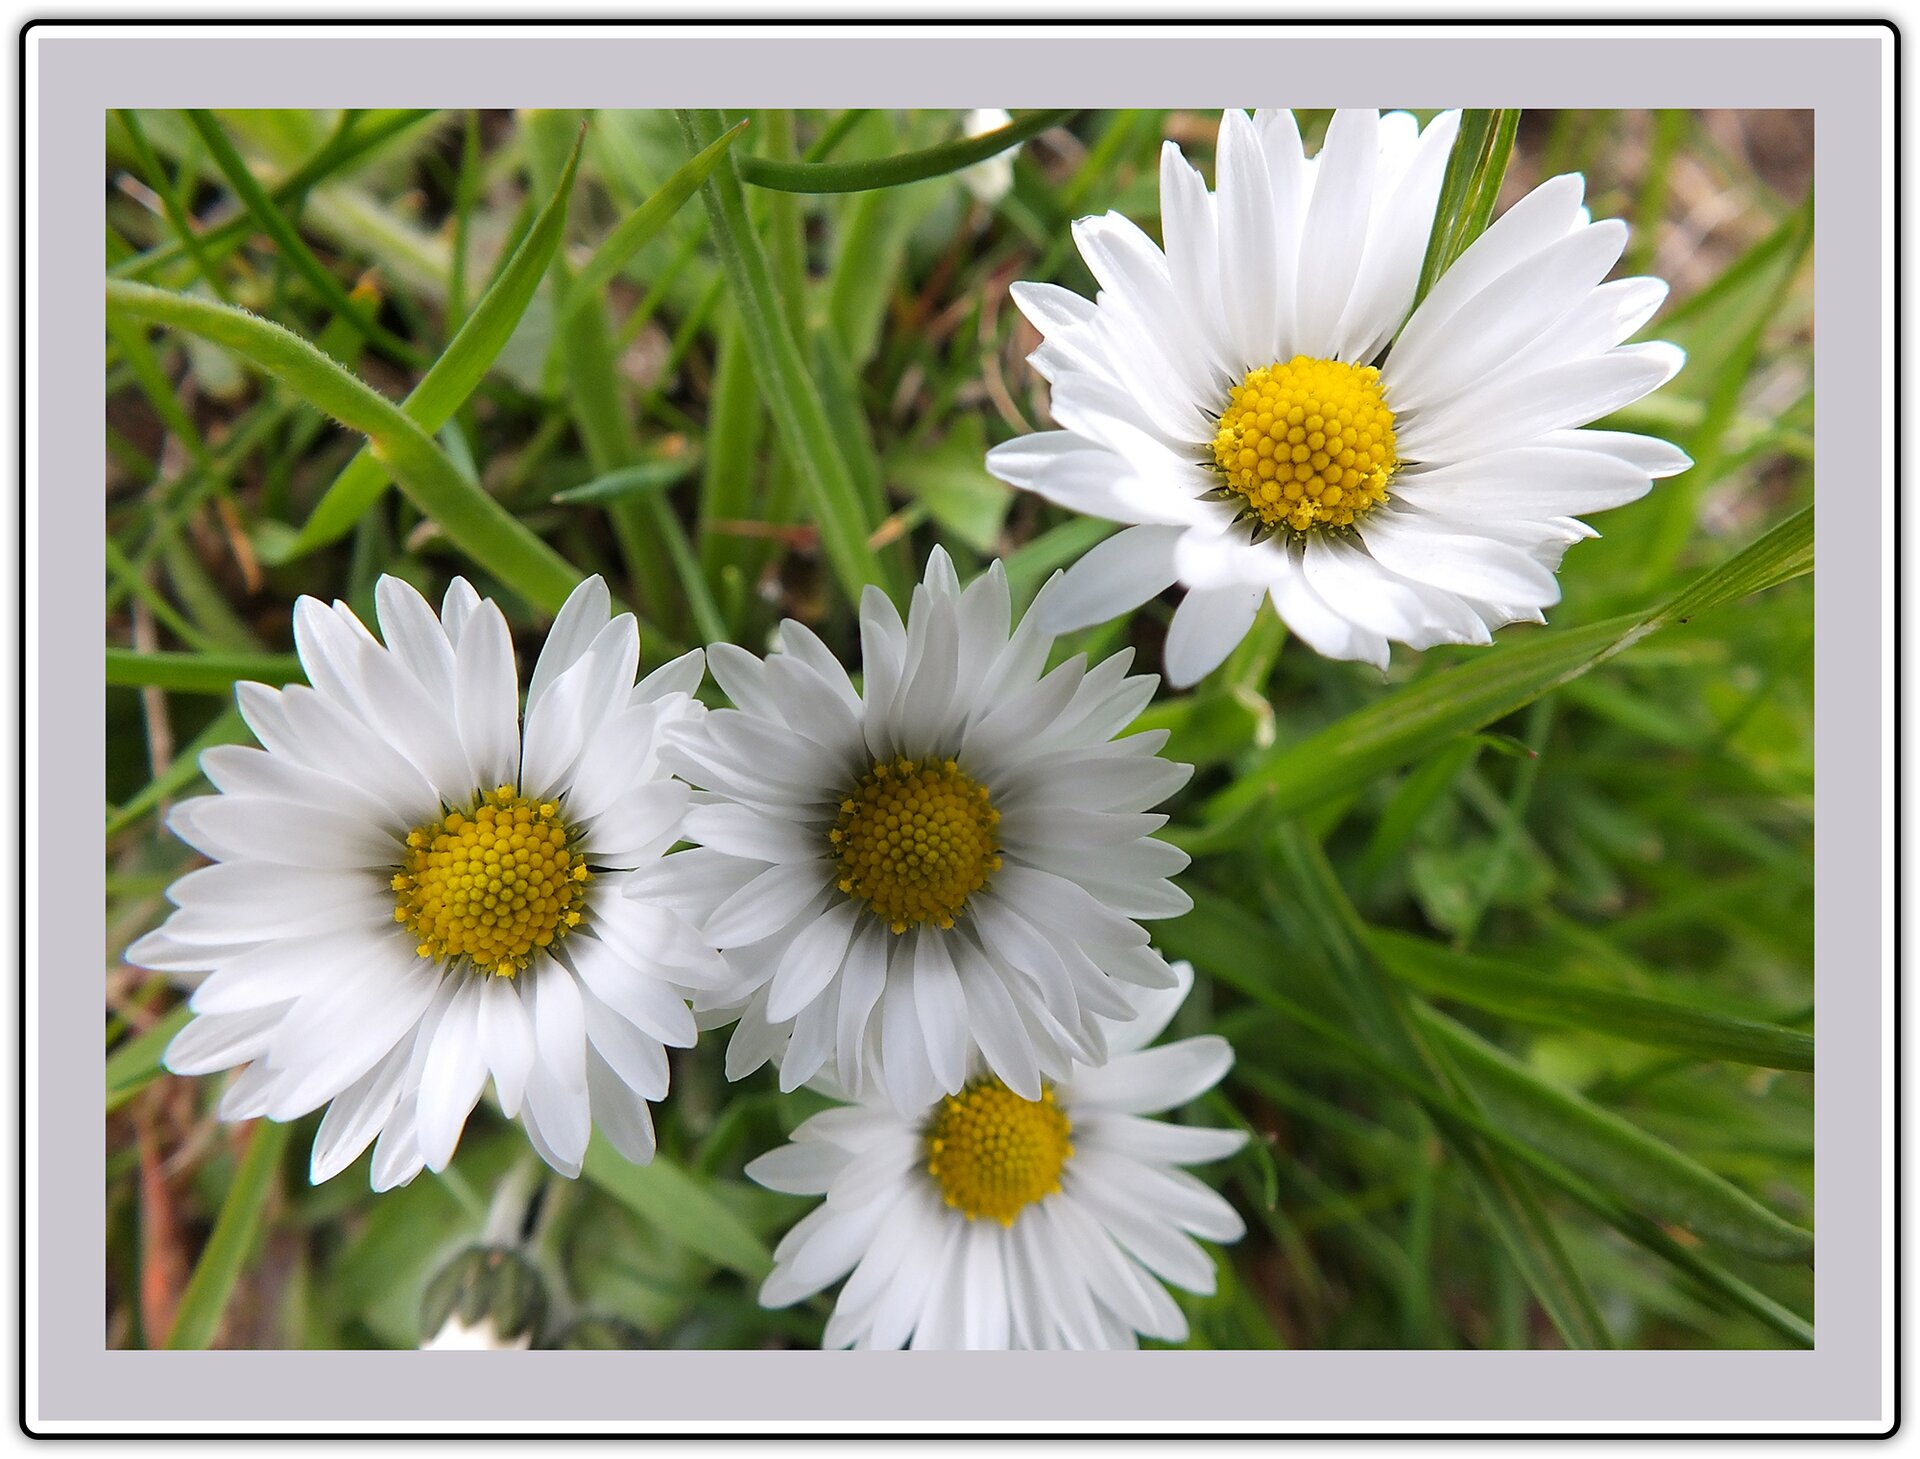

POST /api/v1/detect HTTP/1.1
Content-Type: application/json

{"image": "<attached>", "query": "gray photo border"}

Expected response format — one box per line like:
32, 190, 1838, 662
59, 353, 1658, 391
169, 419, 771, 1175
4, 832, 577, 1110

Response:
37, 19, 1891, 1435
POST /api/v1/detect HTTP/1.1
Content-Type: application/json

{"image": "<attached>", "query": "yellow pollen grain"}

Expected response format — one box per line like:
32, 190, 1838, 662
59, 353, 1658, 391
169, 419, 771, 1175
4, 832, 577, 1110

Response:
391, 785, 589, 978
1210, 356, 1398, 536
830, 756, 1000, 935
925, 1080, 1074, 1226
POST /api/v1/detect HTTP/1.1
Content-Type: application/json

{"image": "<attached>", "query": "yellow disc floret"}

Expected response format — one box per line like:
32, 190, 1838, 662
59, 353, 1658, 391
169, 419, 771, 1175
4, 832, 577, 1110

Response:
391, 785, 590, 977
1209, 355, 1398, 537
925, 1080, 1074, 1225
830, 756, 1001, 935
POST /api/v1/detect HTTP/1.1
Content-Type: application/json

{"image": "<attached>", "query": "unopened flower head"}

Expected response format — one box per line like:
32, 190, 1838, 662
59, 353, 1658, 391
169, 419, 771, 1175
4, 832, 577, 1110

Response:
130, 576, 728, 1189
655, 548, 1194, 1111
747, 962, 1246, 1349
987, 107, 1691, 684
960, 107, 1017, 205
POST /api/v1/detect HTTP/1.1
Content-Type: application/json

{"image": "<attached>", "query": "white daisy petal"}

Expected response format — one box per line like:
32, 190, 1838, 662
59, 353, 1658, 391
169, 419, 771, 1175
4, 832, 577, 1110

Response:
765, 901, 860, 1024
163, 1006, 283, 1076
585, 1047, 659, 1166
703, 862, 833, 948
1067, 1035, 1236, 1116
1393, 445, 1657, 520
911, 932, 969, 1096
474, 972, 536, 1117
578, 980, 671, 1102
1358, 508, 1563, 607
1386, 219, 1630, 410
415, 976, 489, 1172
309, 1042, 410, 1184
569, 934, 697, 1049
452, 601, 521, 793
1038, 525, 1182, 633
521, 958, 591, 1173
439, 578, 481, 643
373, 576, 458, 705
1163, 583, 1265, 689
1213, 108, 1282, 370
526, 575, 612, 712
1293, 107, 1378, 354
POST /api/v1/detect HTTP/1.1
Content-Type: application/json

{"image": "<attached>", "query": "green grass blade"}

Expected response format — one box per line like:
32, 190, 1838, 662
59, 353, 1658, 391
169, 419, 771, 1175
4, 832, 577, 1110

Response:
184, 110, 422, 368
678, 108, 899, 606
1409, 109, 1521, 316
560, 117, 747, 330
112, 110, 438, 283
164, 1120, 293, 1348
104, 313, 210, 469
1205, 506, 1813, 834
580, 1136, 773, 1283
1372, 931, 1813, 1071
523, 110, 697, 636
1163, 888, 1808, 1345
107, 647, 303, 694
106, 707, 251, 836
1626, 110, 1689, 276
105, 1005, 193, 1114
739, 109, 1075, 193
1271, 826, 1615, 1349
1421, 1011, 1814, 1263
113, 109, 232, 301
106, 280, 583, 614
550, 454, 703, 506
277, 128, 587, 561
696, 308, 770, 613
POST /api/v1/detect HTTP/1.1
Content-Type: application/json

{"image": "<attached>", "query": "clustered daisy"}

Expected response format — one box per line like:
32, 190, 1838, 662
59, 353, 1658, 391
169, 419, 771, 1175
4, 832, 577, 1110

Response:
657, 548, 1192, 1111
986, 107, 1690, 681
747, 962, 1244, 1349
129, 106, 1685, 1350
131, 575, 724, 1187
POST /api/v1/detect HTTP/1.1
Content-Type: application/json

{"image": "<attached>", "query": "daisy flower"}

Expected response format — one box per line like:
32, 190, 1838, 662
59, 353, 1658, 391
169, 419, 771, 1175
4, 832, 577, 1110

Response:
653, 548, 1193, 1111
128, 575, 728, 1189
746, 961, 1246, 1349
985, 107, 1692, 683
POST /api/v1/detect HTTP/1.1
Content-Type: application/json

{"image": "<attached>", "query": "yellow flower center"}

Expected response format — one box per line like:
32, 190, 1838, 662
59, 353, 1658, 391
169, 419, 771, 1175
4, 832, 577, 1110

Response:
1209, 356, 1398, 538
830, 756, 1001, 935
391, 785, 590, 977
925, 1080, 1074, 1225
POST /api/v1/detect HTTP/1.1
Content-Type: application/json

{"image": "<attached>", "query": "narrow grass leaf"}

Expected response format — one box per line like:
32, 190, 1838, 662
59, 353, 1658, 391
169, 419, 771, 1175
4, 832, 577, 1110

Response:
560, 118, 748, 330
1271, 825, 1615, 1349
581, 1135, 774, 1282
550, 454, 703, 506
105, 1005, 193, 1114
1420, 1011, 1815, 1263
107, 647, 304, 694
740, 109, 1076, 193
280, 129, 587, 560
113, 110, 438, 283
679, 108, 898, 606
184, 110, 422, 367
1165, 888, 1808, 1345
1205, 506, 1813, 835
164, 1120, 293, 1348
1408, 109, 1521, 316
105, 280, 583, 614
1373, 931, 1813, 1071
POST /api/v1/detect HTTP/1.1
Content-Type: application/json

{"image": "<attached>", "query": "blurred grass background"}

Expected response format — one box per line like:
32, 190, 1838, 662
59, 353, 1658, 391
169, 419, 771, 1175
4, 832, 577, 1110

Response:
103, 108, 1813, 1350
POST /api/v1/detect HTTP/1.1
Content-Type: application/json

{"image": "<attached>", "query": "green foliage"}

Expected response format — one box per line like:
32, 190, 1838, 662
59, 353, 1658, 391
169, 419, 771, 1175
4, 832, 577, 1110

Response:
105, 107, 1813, 1353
